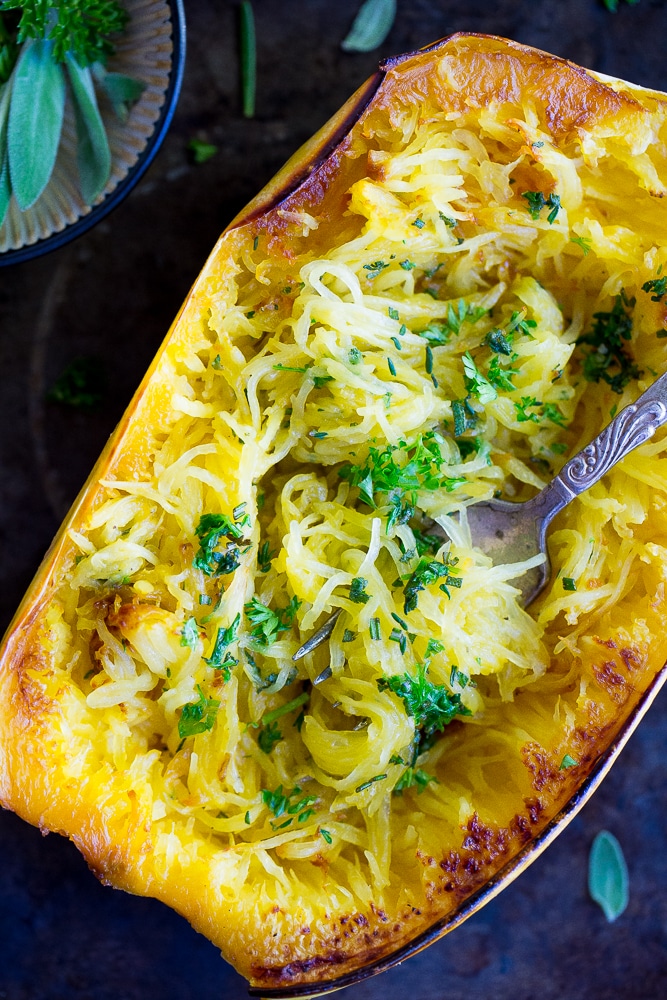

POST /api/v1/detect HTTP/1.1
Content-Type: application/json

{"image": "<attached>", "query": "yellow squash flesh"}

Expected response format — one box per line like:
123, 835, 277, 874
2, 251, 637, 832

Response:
2, 34, 667, 992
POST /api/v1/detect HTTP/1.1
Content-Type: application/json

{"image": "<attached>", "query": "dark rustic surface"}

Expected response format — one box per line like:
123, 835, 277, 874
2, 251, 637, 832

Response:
1, 1, 666, 997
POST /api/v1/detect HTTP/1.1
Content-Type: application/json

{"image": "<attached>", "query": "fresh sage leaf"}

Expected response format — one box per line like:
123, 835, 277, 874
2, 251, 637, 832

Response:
588, 830, 629, 922
66, 53, 111, 204
341, 0, 396, 53
96, 67, 145, 122
0, 79, 13, 226
239, 0, 256, 119
8, 37, 65, 209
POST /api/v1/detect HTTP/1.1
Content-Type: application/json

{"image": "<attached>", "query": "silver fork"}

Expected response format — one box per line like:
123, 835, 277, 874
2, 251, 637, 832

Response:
293, 370, 667, 662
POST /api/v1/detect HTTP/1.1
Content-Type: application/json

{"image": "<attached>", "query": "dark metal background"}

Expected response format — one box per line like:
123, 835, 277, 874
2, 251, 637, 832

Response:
1, 2, 666, 997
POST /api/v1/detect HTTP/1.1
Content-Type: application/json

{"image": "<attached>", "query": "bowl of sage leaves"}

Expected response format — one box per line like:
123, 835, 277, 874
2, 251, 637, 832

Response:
0, 0, 185, 263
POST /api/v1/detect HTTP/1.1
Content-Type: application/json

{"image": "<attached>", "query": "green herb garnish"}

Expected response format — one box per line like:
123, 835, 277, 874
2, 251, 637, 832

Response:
245, 595, 301, 647
642, 276, 667, 302
0, 1, 144, 214
349, 577, 371, 604
261, 784, 318, 829
559, 753, 578, 769
178, 685, 220, 738
193, 513, 245, 577
562, 577, 577, 591
577, 292, 641, 394
179, 616, 200, 649
47, 357, 105, 408
188, 138, 217, 164
521, 190, 561, 223
378, 662, 470, 741
394, 767, 438, 794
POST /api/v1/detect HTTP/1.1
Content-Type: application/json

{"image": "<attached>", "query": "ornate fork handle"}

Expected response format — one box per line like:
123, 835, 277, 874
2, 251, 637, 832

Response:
532, 370, 667, 525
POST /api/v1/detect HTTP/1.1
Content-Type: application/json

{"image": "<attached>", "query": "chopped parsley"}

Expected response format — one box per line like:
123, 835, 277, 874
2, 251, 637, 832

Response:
462, 352, 497, 404
413, 217, 426, 229
487, 355, 518, 392
179, 616, 200, 649
338, 430, 466, 510
245, 595, 302, 646
178, 685, 220, 738
562, 577, 577, 591
261, 785, 317, 829
348, 347, 363, 364
642, 276, 667, 302
570, 235, 592, 255
394, 767, 439, 794
320, 828, 333, 844
403, 556, 460, 614
193, 513, 246, 577
349, 577, 371, 604
204, 613, 241, 679
399, 259, 416, 271
419, 300, 486, 346
378, 662, 470, 745
514, 396, 541, 423
342, 628, 356, 643
256, 691, 310, 748
486, 328, 513, 355
48, 357, 105, 409
521, 190, 561, 224
258, 721, 282, 754
258, 541, 275, 573
542, 402, 567, 426
363, 260, 389, 279
577, 292, 641, 393
560, 753, 579, 769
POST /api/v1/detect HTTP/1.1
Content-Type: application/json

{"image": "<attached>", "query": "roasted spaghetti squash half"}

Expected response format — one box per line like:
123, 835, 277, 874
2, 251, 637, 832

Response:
2, 34, 667, 993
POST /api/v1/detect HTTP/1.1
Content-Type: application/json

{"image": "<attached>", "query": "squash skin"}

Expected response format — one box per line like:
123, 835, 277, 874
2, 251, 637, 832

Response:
1, 33, 667, 993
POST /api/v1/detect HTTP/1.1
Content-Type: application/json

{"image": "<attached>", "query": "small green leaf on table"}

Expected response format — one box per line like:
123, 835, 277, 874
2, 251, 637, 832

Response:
341, 0, 396, 53
588, 830, 629, 922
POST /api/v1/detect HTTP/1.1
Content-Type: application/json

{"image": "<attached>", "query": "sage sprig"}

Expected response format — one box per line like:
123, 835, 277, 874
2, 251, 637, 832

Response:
0, 2, 145, 225
341, 0, 396, 53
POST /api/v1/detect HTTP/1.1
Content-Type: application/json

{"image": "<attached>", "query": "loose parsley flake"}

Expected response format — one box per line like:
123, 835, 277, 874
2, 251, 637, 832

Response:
179, 616, 200, 649
514, 396, 541, 423
563, 577, 577, 591
462, 352, 497, 404
363, 260, 389, 279
245, 596, 302, 647
258, 541, 275, 573
642, 276, 667, 302
403, 557, 456, 614
178, 685, 220, 738
349, 577, 371, 604
205, 613, 241, 679
261, 785, 318, 829
570, 235, 592, 255
560, 753, 579, 769
521, 190, 561, 224
193, 513, 245, 577
394, 767, 439, 794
